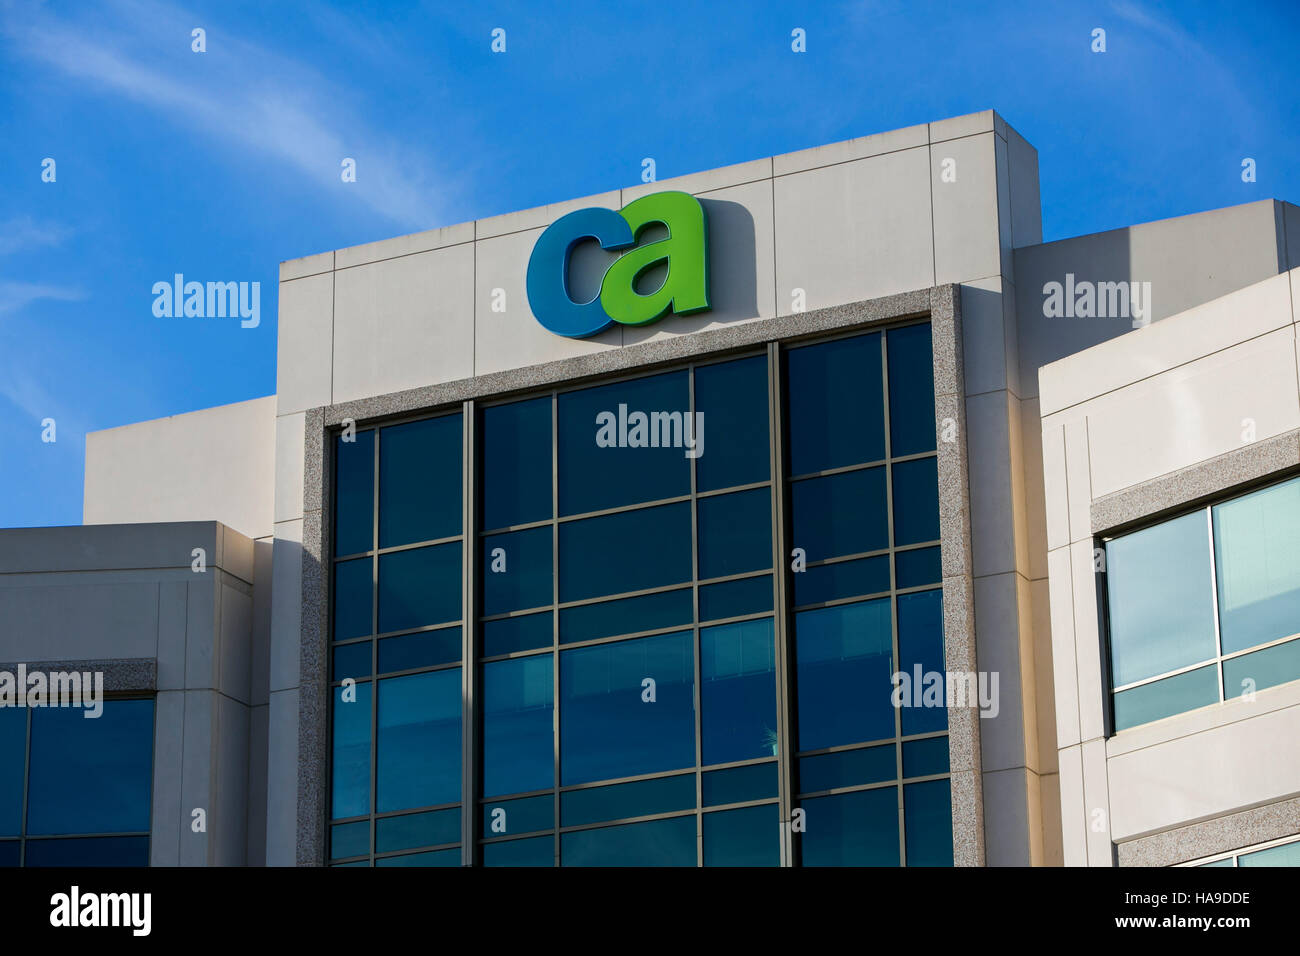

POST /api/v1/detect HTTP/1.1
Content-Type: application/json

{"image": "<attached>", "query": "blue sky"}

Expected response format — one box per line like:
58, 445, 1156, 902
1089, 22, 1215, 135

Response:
1, 0, 1297, 528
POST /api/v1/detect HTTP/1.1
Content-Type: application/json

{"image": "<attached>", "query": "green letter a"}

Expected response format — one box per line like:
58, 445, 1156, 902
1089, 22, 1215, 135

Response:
600, 191, 709, 326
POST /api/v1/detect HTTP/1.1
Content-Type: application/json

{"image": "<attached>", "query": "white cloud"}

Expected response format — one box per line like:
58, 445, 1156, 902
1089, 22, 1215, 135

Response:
0, 281, 85, 315
0, 218, 73, 256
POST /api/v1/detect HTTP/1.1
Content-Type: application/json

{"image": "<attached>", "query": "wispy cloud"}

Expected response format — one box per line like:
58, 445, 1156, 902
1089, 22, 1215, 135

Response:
0, 281, 85, 315
0, 217, 73, 256
1, 0, 452, 231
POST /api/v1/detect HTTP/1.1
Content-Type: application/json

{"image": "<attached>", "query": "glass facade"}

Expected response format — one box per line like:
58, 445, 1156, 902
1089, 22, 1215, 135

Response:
1104, 474, 1300, 732
328, 322, 953, 866
0, 698, 155, 867
1189, 833, 1300, 867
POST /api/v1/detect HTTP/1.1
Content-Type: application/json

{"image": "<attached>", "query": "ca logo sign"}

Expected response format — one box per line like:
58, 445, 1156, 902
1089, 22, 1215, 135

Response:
526, 190, 710, 338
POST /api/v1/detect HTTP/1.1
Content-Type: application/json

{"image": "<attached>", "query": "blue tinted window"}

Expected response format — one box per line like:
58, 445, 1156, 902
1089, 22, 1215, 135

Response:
482, 794, 553, 836
24, 836, 150, 867
558, 371, 691, 516
558, 502, 691, 603
1223, 641, 1300, 699
27, 699, 154, 836
785, 333, 884, 475
1212, 477, 1300, 653
897, 589, 947, 735
1113, 666, 1218, 731
332, 641, 371, 681
695, 355, 770, 492
334, 429, 374, 556
791, 468, 888, 560
484, 834, 553, 866
699, 575, 772, 622
333, 557, 372, 641
904, 780, 953, 866
332, 682, 371, 819
482, 397, 552, 530
801, 788, 899, 866
376, 807, 460, 852
895, 546, 941, 589
378, 627, 460, 674
560, 631, 694, 785
482, 526, 552, 615
375, 848, 459, 867
793, 555, 890, 607
376, 670, 461, 812
1239, 841, 1300, 867
799, 745, 895, 793
892, 457, 939, 546
482, 612, 552, 656
0, 710, 24, 837
561, 588, 693, 644
886, 323, 936, 457
903, 736, 949, 778
378, 542, 461, 633
561, 815, 696, 867
379, 415, 461, 548
703, 804, 779, 866
0, 841, 18, 867
795, 599, 895, 750
702, 762, 778, 806
561, 774, 694, 827
701, 619, 777, 764
330, 821, 369, 860
483, 655, 554, 798
697, 488, 772, 580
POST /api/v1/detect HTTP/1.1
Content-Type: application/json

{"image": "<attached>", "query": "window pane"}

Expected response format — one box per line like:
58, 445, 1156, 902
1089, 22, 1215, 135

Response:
375, 807, 460, 852
898, 588, 947, 735
559, 588, 693, 644
795, 599, 895, 750
334, 429, 373, 556
558, 502, 691, 603
699, 575, 772, 622
378, 542, 461, 633
482, 794, 553, 836
561, 774, 695, 827
483, 655, 554, 798
785, 333, 884, 474
482, 396, 552, 530
892, 457, 939, 546
332, 681, 371, 819
1239, 841, 1300, 866
695, 355, 770, 492
902, 736, 949, 778
0, 710, 23, 836
793, 555, 889, 607
333, 557, 372, 641
904, 779, 953, 866
1213, 477, 1300, 653
560, 631, 694, 785
701, 618, 777, 764
801, 788, 899, 866
799, 745, 895, 793
377, 627, 460, 674
379, 415, 461, 548
23, 836, 149, 867
1106, 511, 1217, 686
887, 323, 936, 457
375, 848, 459, 867
27, 699, 154, 836
1222, 640, 1300, 700
791, 468, 888, 560
697, 488, 772, 580
482, 612, 553, 657
0, 841, 17, 867
703, 804, 779, 866
482, 526, 553, 616
484, 834, 553, 866
895, 546, 941, 589
376, 670, 461, 812
1112, 665, 1218, 731
332, 641, 371, 682
330, 821, 369, 860
561, 815, 696, 867
702, 762, 778, 806
558, 370, 691, 516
